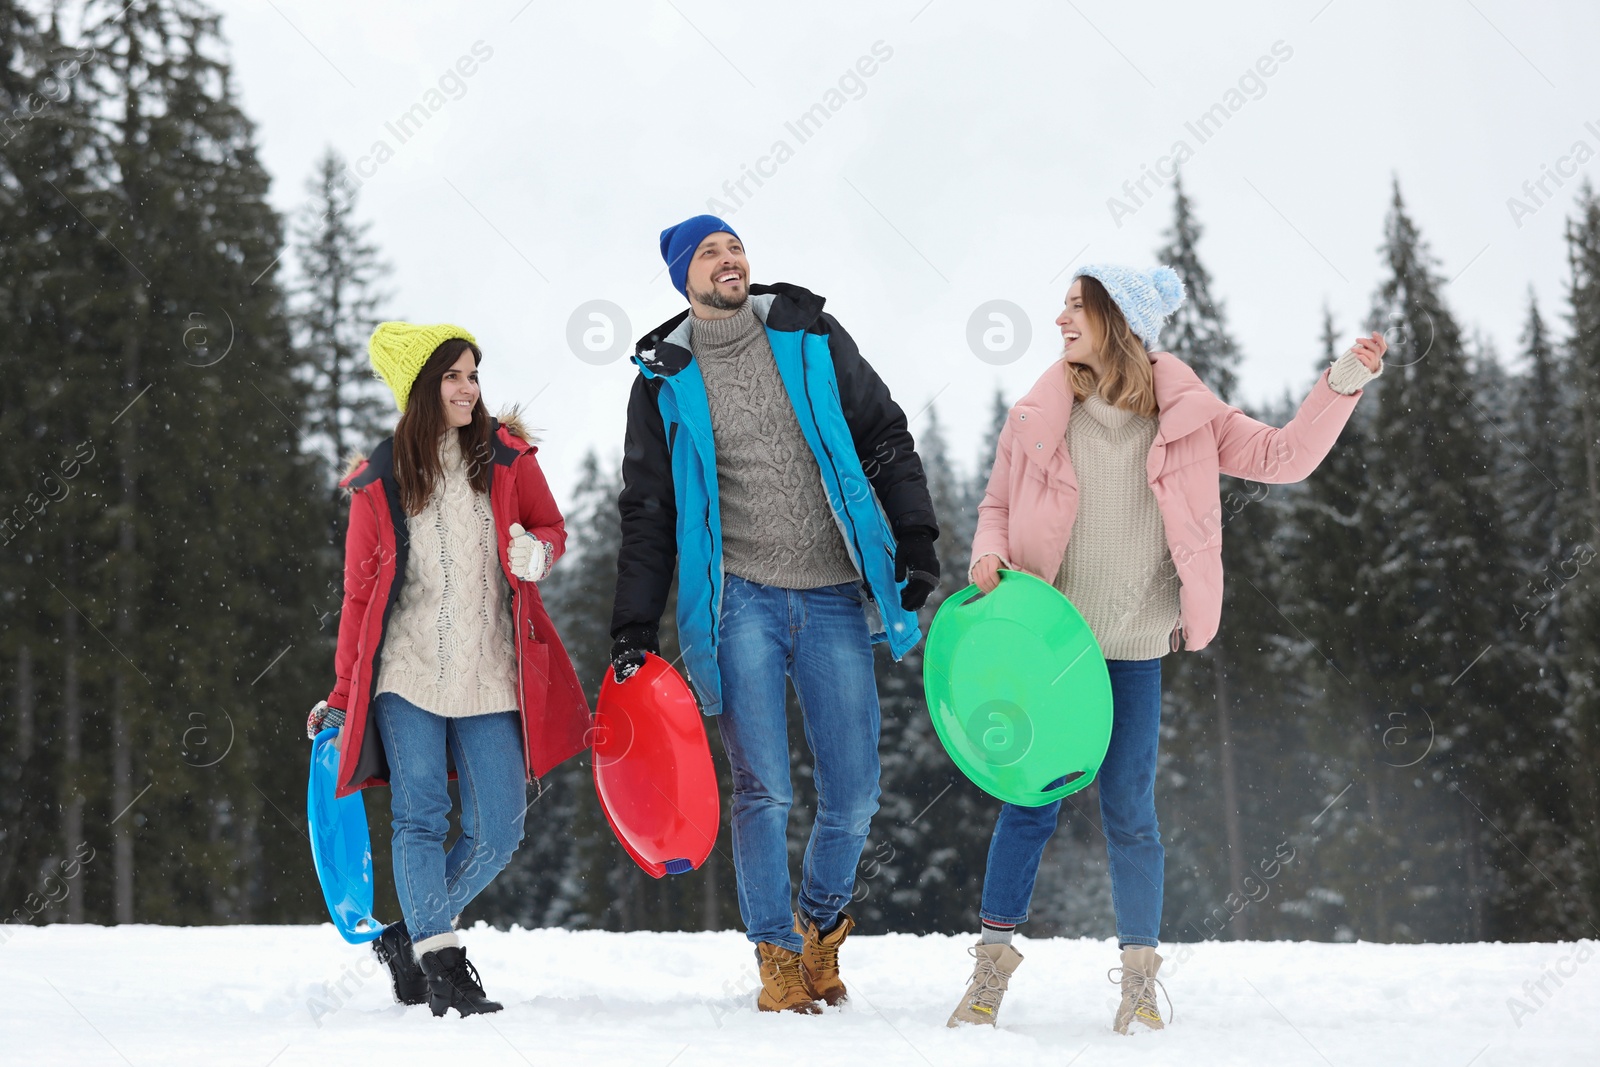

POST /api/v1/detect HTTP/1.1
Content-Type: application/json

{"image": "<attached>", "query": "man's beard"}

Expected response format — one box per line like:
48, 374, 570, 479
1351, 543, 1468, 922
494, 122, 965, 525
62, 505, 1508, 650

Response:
688, 278, 747, 311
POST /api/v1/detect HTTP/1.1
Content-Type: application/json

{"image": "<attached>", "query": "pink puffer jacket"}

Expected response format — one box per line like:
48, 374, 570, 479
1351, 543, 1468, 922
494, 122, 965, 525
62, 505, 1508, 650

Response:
970, 352, 1367, 651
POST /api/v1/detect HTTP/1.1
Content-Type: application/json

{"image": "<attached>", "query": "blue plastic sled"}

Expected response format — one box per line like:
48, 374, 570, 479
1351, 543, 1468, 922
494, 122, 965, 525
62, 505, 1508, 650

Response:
308, 726, 382, 944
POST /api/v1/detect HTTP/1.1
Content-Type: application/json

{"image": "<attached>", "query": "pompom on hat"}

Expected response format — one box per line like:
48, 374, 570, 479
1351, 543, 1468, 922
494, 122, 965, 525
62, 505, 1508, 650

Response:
367, 322, 478, 412
1072, 264, 1186, 350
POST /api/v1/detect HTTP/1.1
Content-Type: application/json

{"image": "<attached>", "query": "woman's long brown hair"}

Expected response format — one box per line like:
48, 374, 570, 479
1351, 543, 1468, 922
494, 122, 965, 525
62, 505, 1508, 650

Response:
1066, 275, 1159, 418
393, 338, 493, 516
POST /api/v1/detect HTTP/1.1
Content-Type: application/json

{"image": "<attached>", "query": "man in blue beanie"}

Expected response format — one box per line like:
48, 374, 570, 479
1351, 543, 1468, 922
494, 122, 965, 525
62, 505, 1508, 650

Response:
611, 215, 940, 1013
659, 213, 740, 299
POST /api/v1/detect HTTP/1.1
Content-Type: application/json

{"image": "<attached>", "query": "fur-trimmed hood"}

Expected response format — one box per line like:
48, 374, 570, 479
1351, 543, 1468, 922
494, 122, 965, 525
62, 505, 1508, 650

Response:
496, 404, 536, 446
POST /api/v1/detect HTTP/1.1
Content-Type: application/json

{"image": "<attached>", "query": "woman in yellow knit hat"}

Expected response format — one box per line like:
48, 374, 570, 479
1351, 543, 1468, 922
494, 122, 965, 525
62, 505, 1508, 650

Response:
307, 322, 592, 1017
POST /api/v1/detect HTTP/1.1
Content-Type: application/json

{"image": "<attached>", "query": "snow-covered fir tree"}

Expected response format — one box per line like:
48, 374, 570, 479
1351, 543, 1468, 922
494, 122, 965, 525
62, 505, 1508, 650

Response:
292, 148, 392, 489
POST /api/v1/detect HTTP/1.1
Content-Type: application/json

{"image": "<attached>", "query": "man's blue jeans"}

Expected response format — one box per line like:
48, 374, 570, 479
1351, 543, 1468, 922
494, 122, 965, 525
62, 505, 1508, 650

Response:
373, 692, 527, 943
979, 657, 1164, 947
715, 574, 882, 954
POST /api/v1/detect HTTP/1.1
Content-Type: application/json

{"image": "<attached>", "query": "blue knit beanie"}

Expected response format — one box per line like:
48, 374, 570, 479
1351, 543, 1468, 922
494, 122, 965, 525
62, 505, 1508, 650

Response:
1072, 264, 1186, 350
660, 214, 740, 298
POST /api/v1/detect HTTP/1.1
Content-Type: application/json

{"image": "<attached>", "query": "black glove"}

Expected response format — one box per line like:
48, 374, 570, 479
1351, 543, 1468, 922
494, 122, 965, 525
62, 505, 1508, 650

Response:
894, 530, 940, 612
610, 624, 659, 683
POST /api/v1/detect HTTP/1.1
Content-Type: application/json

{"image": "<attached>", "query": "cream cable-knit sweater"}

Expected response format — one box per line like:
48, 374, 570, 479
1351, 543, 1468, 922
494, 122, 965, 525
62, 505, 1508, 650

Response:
374, 430, 520, 717
1053, 348, 1380, 660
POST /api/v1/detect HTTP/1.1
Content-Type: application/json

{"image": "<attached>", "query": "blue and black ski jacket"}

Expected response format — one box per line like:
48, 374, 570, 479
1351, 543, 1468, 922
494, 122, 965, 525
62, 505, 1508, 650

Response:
612, 282, 938, 714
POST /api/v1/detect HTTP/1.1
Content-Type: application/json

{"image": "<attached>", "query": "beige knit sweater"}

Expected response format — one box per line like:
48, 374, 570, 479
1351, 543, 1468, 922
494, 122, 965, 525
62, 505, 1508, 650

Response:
1054, 394, 1182, 660
374, 430, 520, 717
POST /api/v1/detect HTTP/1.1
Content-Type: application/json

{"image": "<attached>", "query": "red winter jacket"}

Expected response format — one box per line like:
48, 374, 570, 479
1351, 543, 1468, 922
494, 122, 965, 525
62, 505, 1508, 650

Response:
326, 413, 591, 797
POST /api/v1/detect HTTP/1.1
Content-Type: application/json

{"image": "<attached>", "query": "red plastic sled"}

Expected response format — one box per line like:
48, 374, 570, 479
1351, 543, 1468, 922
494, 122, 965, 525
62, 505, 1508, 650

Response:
592, 653, 720, 878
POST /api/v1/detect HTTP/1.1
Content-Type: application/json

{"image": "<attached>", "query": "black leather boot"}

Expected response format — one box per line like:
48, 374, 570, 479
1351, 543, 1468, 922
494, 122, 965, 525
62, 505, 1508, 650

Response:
418, 946, 503, 1017
370, 922, 428, 1006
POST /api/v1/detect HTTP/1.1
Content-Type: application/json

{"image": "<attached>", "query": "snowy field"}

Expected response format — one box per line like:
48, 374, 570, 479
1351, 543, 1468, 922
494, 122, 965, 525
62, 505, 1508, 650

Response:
7, 924, 1597, 1066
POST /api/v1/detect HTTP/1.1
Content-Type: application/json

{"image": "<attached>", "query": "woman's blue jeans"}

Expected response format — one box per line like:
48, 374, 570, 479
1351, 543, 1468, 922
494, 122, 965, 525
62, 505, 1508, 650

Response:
979, 657, 1164, 948
715, 574, 882, 954
373, 691, 527, 943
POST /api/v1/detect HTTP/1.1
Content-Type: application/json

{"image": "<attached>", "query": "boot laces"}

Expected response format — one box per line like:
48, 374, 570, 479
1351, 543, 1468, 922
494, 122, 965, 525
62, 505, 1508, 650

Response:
766, 950, 809, 997
810, 935, 841, 975
1109, 963, 1172, 1024
449, 954, 488, 999
966, 946, 1009, 1011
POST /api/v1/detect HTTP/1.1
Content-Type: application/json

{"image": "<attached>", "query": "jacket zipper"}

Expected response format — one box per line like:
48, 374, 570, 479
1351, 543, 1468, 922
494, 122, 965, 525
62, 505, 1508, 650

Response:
706, 509, 718, 646
798, 358, 871, 588
515, 581, 540, 792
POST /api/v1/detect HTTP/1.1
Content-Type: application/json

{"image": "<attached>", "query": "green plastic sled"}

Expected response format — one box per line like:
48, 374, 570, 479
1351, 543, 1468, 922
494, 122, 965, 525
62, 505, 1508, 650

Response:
924, 569, 1114, 807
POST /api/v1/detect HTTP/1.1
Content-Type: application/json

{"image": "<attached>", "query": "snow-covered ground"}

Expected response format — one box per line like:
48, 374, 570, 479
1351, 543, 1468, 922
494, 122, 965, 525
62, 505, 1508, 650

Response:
7, 924, 1596, 1066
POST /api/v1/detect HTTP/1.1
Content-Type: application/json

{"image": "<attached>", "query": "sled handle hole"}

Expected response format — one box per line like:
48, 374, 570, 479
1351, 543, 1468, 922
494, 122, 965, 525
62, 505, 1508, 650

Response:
1042, 770, 1086, 793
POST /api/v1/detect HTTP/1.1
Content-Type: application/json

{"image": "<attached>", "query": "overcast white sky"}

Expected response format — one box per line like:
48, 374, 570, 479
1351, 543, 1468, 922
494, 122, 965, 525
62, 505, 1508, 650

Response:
212, 0, 1600, 503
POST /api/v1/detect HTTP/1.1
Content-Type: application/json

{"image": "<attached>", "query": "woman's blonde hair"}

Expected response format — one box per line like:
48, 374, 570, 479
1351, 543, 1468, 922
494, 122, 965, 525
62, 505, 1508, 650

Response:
1066, 275, 1159, 418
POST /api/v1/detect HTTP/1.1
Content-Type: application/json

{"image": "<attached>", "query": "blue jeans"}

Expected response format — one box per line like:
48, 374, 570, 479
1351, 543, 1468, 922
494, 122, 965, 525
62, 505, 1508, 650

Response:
373, 692, 527, 943
979, 658, 1164, 948
715, 574, 882, 953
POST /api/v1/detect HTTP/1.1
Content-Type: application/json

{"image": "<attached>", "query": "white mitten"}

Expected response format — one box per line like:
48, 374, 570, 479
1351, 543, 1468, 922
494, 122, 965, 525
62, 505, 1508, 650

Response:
508, 523, 553, 581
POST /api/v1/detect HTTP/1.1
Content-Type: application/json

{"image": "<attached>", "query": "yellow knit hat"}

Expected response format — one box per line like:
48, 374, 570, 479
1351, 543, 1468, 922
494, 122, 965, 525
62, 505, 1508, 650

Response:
367, 321, 478, 413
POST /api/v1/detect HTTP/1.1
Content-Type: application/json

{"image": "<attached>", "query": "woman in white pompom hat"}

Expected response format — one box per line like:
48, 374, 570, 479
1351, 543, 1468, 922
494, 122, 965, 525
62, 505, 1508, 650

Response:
945, 265, 1387, 1034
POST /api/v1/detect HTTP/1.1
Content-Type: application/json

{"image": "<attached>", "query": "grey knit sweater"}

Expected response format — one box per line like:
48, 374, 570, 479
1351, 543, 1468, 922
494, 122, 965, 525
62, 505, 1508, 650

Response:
1055, 348, 1380, 660
690, 302, 859, 589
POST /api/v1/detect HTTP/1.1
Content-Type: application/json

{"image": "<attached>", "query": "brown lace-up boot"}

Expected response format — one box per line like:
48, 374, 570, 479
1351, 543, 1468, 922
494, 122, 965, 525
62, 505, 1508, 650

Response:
756, 942, 822, 1014
796, 912, 855, 1007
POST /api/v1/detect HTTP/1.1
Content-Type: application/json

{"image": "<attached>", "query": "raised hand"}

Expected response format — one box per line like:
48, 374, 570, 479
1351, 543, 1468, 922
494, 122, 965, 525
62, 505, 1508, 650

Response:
1351, 330, 1387, 372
